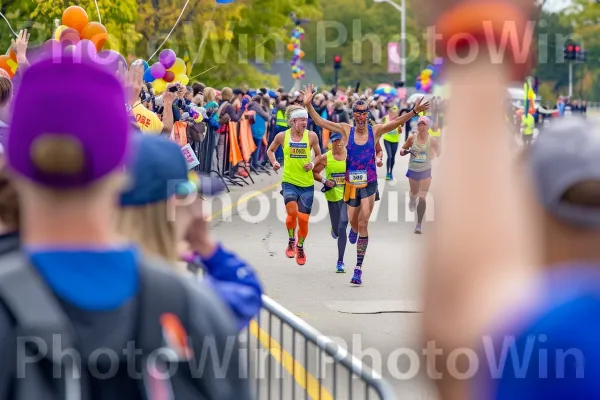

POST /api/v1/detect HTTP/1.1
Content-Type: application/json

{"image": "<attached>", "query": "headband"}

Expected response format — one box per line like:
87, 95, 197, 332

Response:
290, 109, 308, 120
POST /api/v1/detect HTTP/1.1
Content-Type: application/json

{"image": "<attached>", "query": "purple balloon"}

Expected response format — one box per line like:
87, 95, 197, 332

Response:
73, 39, 97, 62
159, 49, 176, 69
95, 50, 126, 74
150, 62, 166, 79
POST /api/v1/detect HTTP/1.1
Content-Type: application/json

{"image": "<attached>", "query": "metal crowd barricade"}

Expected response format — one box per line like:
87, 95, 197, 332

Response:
191, 123, 230, 192
241, 295, 397, 400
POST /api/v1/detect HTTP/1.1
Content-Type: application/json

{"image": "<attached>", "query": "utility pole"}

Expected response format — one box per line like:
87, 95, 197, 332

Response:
333, 55, 341, 90
568, 61, 573, 98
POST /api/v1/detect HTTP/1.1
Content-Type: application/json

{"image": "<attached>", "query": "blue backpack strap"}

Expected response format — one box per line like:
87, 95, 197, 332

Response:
0, 251, 87, 400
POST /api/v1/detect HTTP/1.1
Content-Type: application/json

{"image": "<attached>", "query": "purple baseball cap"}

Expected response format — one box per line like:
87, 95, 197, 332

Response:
6, 55, 131, 188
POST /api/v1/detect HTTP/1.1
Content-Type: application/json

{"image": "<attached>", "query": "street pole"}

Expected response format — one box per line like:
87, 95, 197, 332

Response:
334, 68, 339, 91
568, 61, 573, 98
400, 0, 406, 84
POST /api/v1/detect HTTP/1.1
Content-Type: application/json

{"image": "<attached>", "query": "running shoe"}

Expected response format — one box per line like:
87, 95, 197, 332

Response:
409, 196, 417, 212
414, 224, 422, 234
285, 240, 296, 258
385, 173, 391, 181
296, 246, 306, 265
336, 261, 345, 273
348, 229, 358, 244
390, 173, 394, 180
350, 268, 362, 285
331, 227, 338, 239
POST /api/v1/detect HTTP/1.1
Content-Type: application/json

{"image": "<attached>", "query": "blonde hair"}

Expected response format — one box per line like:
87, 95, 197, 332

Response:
221, 87, 233, 101
285, 104, 306, 123
203, 87, 216, 103
117, 202, 178, 263
0, 77, 12, 107
0, 166, 19, 230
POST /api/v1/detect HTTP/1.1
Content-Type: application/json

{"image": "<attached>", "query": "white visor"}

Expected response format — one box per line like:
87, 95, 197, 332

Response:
290, 109, 308, 120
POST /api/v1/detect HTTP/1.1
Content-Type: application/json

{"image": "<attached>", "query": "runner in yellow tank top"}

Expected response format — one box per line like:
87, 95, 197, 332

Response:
267, 105, 321, 265
312, 133, 349, 273
382, 106, 401, 180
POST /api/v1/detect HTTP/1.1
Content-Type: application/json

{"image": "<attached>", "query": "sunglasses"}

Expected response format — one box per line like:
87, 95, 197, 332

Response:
353, 109, 369, 114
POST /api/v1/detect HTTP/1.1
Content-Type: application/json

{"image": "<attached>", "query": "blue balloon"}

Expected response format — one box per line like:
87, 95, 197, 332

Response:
132, 59, 149, 71
143, 68, 155, 83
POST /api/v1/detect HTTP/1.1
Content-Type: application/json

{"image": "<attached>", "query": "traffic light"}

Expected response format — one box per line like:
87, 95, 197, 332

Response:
564, 43, 576, 61
333, 55, 342, 70
564, 42, 586, 62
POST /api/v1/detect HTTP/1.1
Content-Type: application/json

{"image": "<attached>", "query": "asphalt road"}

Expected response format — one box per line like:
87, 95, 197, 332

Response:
207, 154, 440, 400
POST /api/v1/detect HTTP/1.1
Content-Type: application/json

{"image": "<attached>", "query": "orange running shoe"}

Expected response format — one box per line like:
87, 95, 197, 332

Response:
285, 240, 296, 258
296, 245, 306, 265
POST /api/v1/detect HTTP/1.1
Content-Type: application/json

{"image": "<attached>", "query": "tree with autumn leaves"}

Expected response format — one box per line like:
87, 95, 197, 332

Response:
0, 0, 321, 88
0, 0, 598, 99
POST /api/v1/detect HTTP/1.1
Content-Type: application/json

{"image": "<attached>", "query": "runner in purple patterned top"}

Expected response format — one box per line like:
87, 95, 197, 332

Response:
303, 83, 430, 285
345, 125, 377, 185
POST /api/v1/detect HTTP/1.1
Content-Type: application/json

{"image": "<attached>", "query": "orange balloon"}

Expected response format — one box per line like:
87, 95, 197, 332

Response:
62, 6, 89, 33
81, 22, 108, 51
0, 56, 14, 78
9, 49, 17, 63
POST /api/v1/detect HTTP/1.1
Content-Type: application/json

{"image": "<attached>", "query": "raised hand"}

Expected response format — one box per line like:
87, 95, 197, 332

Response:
300, 84, 313, 106
11, 29, 29, 60
414, 97, 431, 114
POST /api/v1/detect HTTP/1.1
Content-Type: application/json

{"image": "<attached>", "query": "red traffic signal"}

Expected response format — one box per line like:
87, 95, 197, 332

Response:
568, 45, 574, 51
575, 46, 581, 52
334, 55, 341, 63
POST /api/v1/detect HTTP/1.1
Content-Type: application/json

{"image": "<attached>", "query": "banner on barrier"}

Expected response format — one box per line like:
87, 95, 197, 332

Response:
182, 144, 200, 169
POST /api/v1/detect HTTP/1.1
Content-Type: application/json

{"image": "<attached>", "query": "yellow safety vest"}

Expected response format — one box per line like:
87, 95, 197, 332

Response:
522, 114, 534, 136
276, 109, 288, 127
428, 128, 441, 137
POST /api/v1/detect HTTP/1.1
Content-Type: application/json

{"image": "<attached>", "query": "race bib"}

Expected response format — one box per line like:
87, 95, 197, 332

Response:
413, 151, 427, 163
289, 142, 308, 159
331, 172, 346, 186
348, 170, 367, 185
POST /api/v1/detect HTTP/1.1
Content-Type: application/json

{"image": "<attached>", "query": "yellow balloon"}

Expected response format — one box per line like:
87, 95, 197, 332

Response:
153, 78, 167, 93
176, 74, 189, 86
54, 25, 68, 41
169, 58, 186, 75
6, 59, 18, 74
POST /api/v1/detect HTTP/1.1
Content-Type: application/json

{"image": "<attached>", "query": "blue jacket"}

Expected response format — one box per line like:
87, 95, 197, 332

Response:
192, 244, 263, 331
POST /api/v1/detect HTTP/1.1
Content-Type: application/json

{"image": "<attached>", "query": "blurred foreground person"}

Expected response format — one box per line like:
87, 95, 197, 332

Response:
491, 118, 600, 399
118, 134, 263, 331
420, 0, 541, 399
0, 56, 252, 399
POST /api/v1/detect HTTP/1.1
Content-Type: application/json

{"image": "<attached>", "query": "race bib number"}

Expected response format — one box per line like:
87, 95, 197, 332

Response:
413, 151, 427, 163
348, 170, 367, 185
331, 172, 346, 186
289, 142, 308, 159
